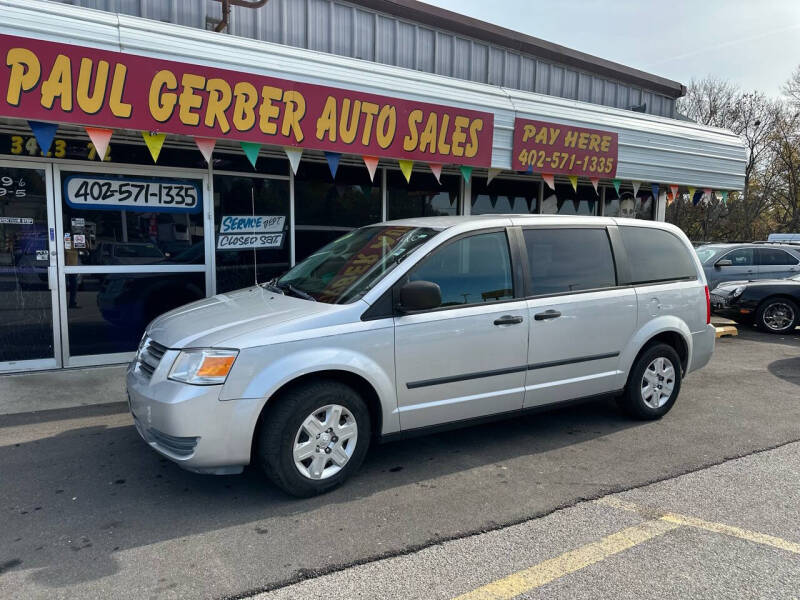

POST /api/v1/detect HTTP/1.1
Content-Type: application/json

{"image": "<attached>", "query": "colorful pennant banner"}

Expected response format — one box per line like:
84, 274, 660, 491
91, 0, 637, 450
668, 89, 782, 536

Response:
85, 127, 112, 161
324, 151, 341, 178
568, 175, 578, 192
590, 178, 599, 194
194, 137, 216, 163
284, 147, 302, 175
542, 174, 555, 190
241, 141, 261, 169
429, 163, 443, 184
142, 131, 166, 163
28, 121, 58, 155
631, 181, 641, 197
612, 179, 621, 196
398, 160, 414, 183
651, 183, 659, 202
362, 156, 379, 182
487, 168, 503, 185
669, 184, 679, 200
460, 166, 473, 183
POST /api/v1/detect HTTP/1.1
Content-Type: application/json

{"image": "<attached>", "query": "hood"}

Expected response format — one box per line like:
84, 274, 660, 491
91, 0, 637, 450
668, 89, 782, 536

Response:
147, 286, 339, 348
714, 277, 799, 293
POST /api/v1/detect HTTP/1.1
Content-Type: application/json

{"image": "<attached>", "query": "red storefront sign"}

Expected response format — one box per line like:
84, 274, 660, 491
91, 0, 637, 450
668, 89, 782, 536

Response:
0, 34, 494, 166
512, 118, 618, 178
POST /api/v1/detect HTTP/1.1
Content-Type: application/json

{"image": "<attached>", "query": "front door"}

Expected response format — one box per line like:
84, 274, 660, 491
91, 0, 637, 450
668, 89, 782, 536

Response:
394, 230, 529, 430
708, 247, 757, 289
0, 161, 60, 372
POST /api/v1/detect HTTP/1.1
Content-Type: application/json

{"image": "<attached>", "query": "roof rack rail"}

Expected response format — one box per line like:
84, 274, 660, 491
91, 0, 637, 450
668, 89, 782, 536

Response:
751, 240, 800, 246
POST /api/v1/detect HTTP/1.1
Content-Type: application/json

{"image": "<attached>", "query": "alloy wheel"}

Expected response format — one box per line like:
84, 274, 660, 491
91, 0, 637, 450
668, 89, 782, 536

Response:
762, 302, 796, 332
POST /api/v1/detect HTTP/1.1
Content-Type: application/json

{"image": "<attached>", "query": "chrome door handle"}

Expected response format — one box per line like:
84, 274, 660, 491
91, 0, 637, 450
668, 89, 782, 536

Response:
493, 315, 524, 326
534, 310, 562, 321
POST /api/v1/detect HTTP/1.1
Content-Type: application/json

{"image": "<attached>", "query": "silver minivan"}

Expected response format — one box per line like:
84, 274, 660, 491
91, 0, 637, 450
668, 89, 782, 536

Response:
127, 216, 715, 496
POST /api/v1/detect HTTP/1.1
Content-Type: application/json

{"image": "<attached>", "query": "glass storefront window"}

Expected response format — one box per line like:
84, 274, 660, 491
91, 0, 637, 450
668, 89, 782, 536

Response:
387, 170, 460, 220
294, 161, 381, 262
66, 272, 205, 356
541, 183, 598, 215
60, 171, 205, 266
603, 187, 655, 219
471, 177, 539, 214
213, 175, 291, 293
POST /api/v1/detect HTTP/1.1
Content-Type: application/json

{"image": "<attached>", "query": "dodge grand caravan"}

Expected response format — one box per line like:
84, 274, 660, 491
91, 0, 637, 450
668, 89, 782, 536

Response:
128, 216, 715, 497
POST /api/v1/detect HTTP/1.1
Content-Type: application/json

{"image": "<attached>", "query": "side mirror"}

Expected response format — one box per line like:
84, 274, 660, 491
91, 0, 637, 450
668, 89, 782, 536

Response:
398, 280, 441, 312
715, 259, 733, 268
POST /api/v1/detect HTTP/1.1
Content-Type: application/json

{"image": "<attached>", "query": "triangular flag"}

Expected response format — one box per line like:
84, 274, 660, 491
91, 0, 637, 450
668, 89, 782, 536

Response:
85, 127, 112, 161
667, 192, 675, 206
721, 190, 729, 205
362, 156, 379, 182
398, 160, 414, 183
526, 164, 533, 175
194, 137, 216, 163
704, 188, 712, 204
487, 168, 503, 185
28, 121, 58, 156
690, 188, 701, 205
542, 174, 555, 190
631, 181, 641, 197
324, 151, 341, 179
612, 179, 621, 196
240, 141, 260, 168
651, 183, 659, 202
284, 147, 302, 175
428, 163, 443, 184
460, 166, 473, 182
590, 177, 599, 194
568, 175, 578, 192
142, 131, 166, 163
669, 184, 679, 200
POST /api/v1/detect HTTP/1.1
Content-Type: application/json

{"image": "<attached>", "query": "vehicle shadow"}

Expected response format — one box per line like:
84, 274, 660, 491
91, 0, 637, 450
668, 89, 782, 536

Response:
767, 357, 800, 387
0, 397, 640, 588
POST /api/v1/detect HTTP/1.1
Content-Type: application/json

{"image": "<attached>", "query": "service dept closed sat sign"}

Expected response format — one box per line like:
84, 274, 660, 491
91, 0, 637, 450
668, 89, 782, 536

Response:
217, 215, 285, 250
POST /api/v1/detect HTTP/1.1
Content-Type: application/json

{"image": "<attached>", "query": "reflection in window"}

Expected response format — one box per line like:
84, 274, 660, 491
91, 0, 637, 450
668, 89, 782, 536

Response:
541, 183, 598, 215
60, 172, 205, 266
603, 187, 654, 219
66, 272, 205, 356
471, 177, 539, 214
409, 231, 513, 306
213, 175, 290, 293
294, 162, 381, 262
387, 170, 460, 220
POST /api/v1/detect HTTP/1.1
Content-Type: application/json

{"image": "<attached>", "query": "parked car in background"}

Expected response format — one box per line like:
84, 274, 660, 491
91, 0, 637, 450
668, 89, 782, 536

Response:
127, 216, 715, 497
695, 243, 800, 290
710, 275, 800, 333
768, 233, 800, 242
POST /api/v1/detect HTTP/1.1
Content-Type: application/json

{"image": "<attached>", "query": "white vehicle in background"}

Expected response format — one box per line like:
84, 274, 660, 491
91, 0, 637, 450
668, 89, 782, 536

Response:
128, 216, 715, 497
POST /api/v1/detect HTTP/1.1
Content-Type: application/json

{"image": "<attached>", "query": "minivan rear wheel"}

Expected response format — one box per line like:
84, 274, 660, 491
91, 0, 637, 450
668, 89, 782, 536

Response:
257, 380, 371, 497
620, 343, 682, 420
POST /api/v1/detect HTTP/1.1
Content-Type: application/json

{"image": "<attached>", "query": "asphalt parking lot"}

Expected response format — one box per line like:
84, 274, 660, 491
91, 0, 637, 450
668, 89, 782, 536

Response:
1, 325, 799, 599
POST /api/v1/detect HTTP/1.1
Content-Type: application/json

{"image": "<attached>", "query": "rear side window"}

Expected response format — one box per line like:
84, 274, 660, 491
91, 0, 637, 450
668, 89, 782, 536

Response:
757, 248, 799, 266
523, 228, 616, 295
620, 226, 697, 284
408, 231, 514, 306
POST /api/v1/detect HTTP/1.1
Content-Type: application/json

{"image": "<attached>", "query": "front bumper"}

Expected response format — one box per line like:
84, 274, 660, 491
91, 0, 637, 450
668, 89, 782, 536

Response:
126, 358, 263, 474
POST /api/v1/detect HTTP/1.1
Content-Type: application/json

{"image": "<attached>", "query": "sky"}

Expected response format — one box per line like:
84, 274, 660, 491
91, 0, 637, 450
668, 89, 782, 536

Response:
423, 0, 800, 98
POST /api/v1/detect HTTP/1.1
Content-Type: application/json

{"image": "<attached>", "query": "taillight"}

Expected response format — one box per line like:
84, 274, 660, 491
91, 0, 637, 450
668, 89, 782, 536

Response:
704, 285, 711, 324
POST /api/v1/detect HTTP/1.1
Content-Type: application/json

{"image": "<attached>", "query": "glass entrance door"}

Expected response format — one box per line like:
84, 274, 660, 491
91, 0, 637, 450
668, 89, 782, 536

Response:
0, 161, 60, 372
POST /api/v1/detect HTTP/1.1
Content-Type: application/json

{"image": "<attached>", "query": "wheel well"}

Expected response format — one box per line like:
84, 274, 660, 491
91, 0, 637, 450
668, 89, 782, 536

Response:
642, 331, 689, 374
251, 370, 383, 460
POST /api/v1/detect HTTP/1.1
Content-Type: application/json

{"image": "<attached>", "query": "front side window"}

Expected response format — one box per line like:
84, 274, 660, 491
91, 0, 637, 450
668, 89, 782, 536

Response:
278, 226, 438, 304
757, 248, 799, 266
721, 248, 754, 266
408, 231, 514, 307
524, 228, 616, 296
621, 226, 697, 284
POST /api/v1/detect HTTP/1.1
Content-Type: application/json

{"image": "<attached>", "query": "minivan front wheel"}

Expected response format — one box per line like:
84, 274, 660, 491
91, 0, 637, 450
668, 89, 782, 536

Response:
620, 343, 682, 420
258, 380, 371, 497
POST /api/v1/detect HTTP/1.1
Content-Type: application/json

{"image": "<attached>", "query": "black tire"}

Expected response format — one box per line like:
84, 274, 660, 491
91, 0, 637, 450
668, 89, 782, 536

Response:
619, 343, 682, 420
257, 379, 371, 497
756, 297, 799, 334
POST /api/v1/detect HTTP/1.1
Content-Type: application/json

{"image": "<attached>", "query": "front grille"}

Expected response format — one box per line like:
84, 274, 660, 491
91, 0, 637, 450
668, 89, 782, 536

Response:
137, 337, 169, 379
147, 427, 199, 457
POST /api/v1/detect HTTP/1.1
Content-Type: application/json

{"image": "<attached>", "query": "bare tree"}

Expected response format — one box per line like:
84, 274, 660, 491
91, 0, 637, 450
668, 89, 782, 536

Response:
784, 64, 800, 108
678, 76, 740, 129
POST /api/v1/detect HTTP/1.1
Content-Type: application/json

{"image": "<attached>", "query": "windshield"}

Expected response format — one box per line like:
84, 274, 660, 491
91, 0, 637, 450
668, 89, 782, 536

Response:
277, 225, 440, 304
695, 246, 725, 264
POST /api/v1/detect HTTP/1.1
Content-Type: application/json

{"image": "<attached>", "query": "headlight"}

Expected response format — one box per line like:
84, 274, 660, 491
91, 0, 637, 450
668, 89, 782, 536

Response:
731, 286, 746, 298
169, 349, 239, 385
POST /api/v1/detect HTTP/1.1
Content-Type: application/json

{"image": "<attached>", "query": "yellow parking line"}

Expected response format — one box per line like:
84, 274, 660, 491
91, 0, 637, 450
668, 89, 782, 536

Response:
661, 512, 800, 554
452, 519, 679, 600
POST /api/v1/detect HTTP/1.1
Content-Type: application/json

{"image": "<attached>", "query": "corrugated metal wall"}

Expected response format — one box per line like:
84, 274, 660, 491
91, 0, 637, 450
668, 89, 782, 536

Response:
52, 0, 676, 118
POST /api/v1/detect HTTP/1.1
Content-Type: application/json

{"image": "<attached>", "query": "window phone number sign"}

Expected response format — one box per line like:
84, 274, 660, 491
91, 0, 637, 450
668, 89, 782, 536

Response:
63, 175, 201, 213
512, 118, 618, 178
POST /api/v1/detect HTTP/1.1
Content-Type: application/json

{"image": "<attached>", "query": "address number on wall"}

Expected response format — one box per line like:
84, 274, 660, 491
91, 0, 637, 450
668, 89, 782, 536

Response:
63, 175, 202, 213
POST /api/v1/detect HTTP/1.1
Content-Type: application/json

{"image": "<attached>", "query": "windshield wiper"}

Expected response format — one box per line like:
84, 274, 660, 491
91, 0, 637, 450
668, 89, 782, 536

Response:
260, 278, 285, 294
277, 281, 317, 302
